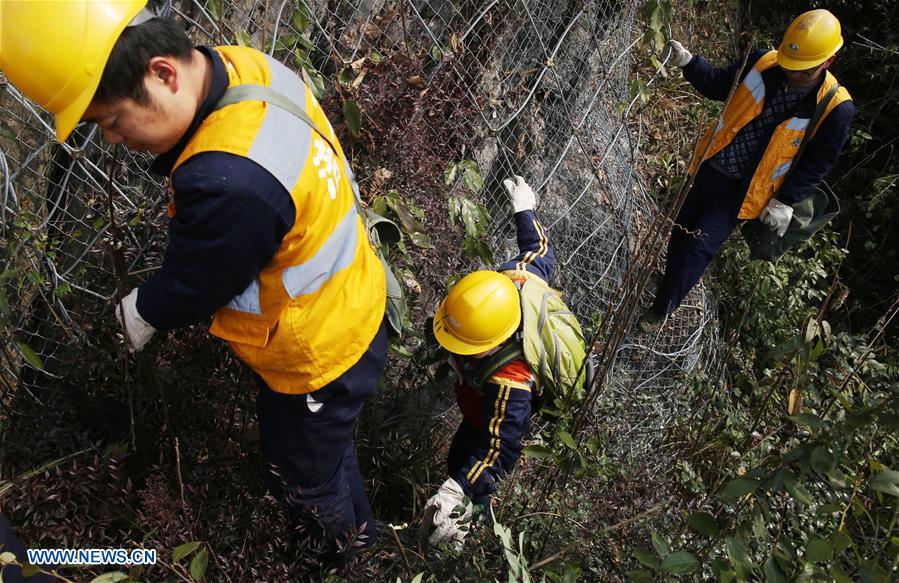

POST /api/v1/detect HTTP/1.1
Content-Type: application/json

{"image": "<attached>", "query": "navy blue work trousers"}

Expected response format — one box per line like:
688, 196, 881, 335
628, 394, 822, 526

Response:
255, 320, 387, 556
0, 513, 60, 582
652, 162, 746, 316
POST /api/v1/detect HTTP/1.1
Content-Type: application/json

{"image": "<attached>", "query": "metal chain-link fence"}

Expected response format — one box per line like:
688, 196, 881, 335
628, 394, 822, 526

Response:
0, 0, 718, 492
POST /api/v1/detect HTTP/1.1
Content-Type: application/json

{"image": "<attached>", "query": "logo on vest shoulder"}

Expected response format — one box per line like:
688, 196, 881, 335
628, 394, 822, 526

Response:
312, 139, 341, 200
791, 137, 802, 147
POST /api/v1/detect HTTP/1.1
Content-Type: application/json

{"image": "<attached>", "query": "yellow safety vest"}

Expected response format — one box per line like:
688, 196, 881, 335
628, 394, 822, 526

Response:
170, 46, 386, 394
688, 50, 852, 219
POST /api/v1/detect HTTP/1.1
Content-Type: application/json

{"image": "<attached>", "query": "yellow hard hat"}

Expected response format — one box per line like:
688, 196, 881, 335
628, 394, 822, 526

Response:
433, 271, 521, 356
777, 9, 844, 71
0, 0, 148, 142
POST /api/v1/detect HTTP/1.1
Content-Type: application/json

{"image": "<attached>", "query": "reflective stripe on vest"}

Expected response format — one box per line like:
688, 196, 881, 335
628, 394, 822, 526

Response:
170, 46, 386, 394
688, 50, 852, 219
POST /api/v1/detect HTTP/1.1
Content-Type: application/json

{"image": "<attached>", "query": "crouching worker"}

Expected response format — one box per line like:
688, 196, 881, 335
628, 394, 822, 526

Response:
423, 176, 588, 548
0, 1, 386, 561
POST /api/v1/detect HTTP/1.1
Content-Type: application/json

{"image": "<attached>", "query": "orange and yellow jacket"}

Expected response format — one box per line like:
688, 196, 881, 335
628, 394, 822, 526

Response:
138, 46, 385, 394
684, 49, 854, 218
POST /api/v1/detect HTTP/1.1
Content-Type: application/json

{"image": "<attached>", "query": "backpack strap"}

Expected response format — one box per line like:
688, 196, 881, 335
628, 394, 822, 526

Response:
214, 83, 368, 217
470, 341, 525, 391
787, 82, 840, 182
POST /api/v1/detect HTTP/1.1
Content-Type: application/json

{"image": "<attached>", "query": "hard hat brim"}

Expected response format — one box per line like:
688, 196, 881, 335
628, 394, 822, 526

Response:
776, 37, 843, 71
53, 0, 148, 142
54, 84, 98, 142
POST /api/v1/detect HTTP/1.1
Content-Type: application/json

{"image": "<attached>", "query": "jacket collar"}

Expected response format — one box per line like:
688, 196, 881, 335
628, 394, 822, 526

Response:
150, 46, 229, 176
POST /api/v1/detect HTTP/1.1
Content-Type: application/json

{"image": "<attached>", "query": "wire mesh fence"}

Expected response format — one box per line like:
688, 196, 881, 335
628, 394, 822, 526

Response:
0, 0, 719, 504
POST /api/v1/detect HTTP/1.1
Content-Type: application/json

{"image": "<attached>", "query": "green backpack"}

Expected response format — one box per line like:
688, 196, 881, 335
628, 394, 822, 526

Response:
214, 83, 409, 337
468, 272, 592, 402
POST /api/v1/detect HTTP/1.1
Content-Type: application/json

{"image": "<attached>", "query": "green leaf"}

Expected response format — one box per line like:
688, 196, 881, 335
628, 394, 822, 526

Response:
557, 430, 577, 449
649, 4, 665, 30
785, 479, 814, 505
301, 67, 326, 101
338, 67, 355, 86
764, 335, 804, 363
274, 32, 297, 54
52, 283, 72, 299
811, 447, 836, 473
206, 0, 222, 20
292, 5, 312, 31
560, 561, 581, 583
430, 45, 444, 62
805, 317, 820, 344
687, 511, 718, 537
719, 477, 760, 499
459, 160, 483, 193
411, 574, 424, 583
870, 469, 899, 497
15, 342, 43, 370
629, 78, 649, 105
343, 99, 362, 137
90, 573, 129, 583
816, 504, 842, 515
633, 548, 659, 569
444, 162, 458, 185
788, 412, 823, 428
190, 547, 208, 581
831, 529, 852, 554
235, 31, 252, 47
409, 232, 433, 249
763, 555, 788, 583
625, 570, 654, 583
494, 520, 512, 548
711, 559, 735, 582
522, 444, 553, 459
832, 567, 852, 583
827, 467, 849, 488
173, 541, 201, 562
386, 194, 418, 233
726, 537, 753, 580
660, 551, 700, 574
651, 532, 670, 557
19, 564, 41, 577
369, 48, 383, 64
806, 537, 832, 563
463, 236, 494, 264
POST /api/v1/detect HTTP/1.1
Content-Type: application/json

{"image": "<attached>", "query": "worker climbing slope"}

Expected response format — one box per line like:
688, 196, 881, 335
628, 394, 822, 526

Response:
424, 175, 589, 548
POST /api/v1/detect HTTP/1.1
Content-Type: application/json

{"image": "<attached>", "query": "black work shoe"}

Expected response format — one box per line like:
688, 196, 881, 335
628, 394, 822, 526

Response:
638, 310, 665, 334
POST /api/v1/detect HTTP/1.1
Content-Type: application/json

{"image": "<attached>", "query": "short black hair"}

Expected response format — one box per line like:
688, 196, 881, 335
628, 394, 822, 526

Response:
94, 18, 194, 105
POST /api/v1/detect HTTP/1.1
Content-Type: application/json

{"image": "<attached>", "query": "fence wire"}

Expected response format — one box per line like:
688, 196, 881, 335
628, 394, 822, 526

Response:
1, 0, 719, 484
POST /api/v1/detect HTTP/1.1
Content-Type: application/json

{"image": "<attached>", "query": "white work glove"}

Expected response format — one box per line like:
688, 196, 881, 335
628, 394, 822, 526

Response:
759, 198, 794, 237
502, 175, 536, 214
115, 288, 156, 351
666, 40, 693, 67
422, 478, 473, 548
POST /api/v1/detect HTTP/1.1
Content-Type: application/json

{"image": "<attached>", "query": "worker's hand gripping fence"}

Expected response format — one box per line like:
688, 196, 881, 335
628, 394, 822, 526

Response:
214, 83, 409, 337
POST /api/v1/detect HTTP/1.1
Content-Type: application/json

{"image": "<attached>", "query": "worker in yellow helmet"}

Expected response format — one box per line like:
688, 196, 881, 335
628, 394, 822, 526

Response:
423, 176, 558, 548
640, 9, 854, 331
0, 1, 387, 559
